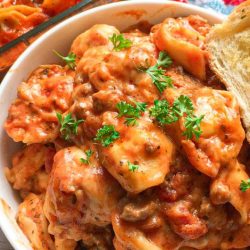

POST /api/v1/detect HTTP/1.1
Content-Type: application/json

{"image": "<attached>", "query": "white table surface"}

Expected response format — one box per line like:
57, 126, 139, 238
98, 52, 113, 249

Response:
0, 230, 12, 250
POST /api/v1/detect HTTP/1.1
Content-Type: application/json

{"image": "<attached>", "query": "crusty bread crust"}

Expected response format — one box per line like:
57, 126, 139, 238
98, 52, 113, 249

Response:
206, 0, 250, 142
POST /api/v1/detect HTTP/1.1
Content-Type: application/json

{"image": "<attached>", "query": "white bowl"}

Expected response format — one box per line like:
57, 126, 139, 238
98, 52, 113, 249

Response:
0, 1, 224, 249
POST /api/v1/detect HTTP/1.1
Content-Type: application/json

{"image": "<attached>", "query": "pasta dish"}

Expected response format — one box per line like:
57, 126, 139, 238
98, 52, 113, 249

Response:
0, 0, 101, 71
0, 0, 81, 71
3, 13, 250, 250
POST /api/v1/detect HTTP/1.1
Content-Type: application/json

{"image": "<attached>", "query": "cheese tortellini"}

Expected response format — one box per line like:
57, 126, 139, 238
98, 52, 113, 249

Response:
4, 14, 250, 250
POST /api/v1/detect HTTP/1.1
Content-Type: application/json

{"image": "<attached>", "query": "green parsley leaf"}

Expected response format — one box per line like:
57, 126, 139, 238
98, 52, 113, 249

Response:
80, 149, 93, 165
157, 51, 173, 68
124, 117, 137, 126
128, 161, 139, 172
146, 66, 173, 93
172, 95, 194, 117
150, 97, 204, 140
138, 51, 173, 93
56, 113, 84, 140
240, 179, 250, 192
109, 34, 132, 52
94, 125, 120, 147
149, 100, 178, 125
183, 115, 204, 139
54, 50, 76, 70
116, 101, 147, 126
117, 102, 138, 118
135, 101, 147, 112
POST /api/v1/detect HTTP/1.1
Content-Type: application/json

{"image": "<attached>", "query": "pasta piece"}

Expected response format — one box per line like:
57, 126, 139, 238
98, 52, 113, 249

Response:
185, 15, 211, 37
5, 65, 74, 143
5, 144, 52, 195
75, 46, 111, 86
0, 5, 40, 15
98, 112, 175, 193
75, 33, 159, 104
0, 5, 48, 70
71, 24, 119, 58
44, 146, 124, 241
17, 193, 55, 250
1, 1, 39, 7
4, 99, 60, 144
164, 87, 245, 177
18, 65, 74, 112
113, 210, 163, 250
210, 160, 250, 224
42, 0, 80, 16
151, 16, 207, 80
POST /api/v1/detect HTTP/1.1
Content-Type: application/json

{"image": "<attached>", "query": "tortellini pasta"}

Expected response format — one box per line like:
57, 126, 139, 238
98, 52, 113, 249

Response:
4, 14, 250, 250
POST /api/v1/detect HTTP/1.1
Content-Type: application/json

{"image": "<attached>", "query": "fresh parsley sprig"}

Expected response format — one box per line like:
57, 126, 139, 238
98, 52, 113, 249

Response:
56, 113, 84, 140
117, 102, 137, 117
128, 161, 139, 172
54, 50, 76, 70
139, 51, 173, 93
94, 125, 120, 147
172, 95, 194, 116
150, 95, 204, 139
145, 66, 173, 93
149, 100, 178, 125
116, 101, 147, 126
109, 34, 132, 51
135, 102, 147, 112
183, 115, 204, 139
157, 51, 173, 68
80, 150, 93, 165
240, 179, 250, 192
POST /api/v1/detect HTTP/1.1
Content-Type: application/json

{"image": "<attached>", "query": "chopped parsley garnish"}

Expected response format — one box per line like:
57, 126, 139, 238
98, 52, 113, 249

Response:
54, 50, 76, 70
80, 150, 93, 165
157, 51, 173, 68
172, 95, 194, 116
135, 101, 147, 112
109, 34, 132, 51
145, 67, 173, 93
124, 117, 138, 126
139, 51, 173, 93
240, 179, 250, 192
183, 115, 204, 139
128, 161, 139, 172
150, 95, 204, 139
56, 113, 84, 140
149, 100, 178, 125
116, 101, 147, 126
94, 125, 120, 147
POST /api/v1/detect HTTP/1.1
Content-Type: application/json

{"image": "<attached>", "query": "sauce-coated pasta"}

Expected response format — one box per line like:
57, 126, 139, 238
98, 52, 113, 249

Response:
4, 15, 250, 250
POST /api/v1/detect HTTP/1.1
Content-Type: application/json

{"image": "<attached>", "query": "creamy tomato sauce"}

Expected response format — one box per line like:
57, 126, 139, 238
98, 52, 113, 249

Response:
4, 15, 250, 250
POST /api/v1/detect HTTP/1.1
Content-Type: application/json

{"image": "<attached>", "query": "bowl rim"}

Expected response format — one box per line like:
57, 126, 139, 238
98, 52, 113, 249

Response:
0, 1, 224, 249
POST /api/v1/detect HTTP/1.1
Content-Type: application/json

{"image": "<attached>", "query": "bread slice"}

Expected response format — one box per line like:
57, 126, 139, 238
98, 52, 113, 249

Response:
206, 0, 250, 141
